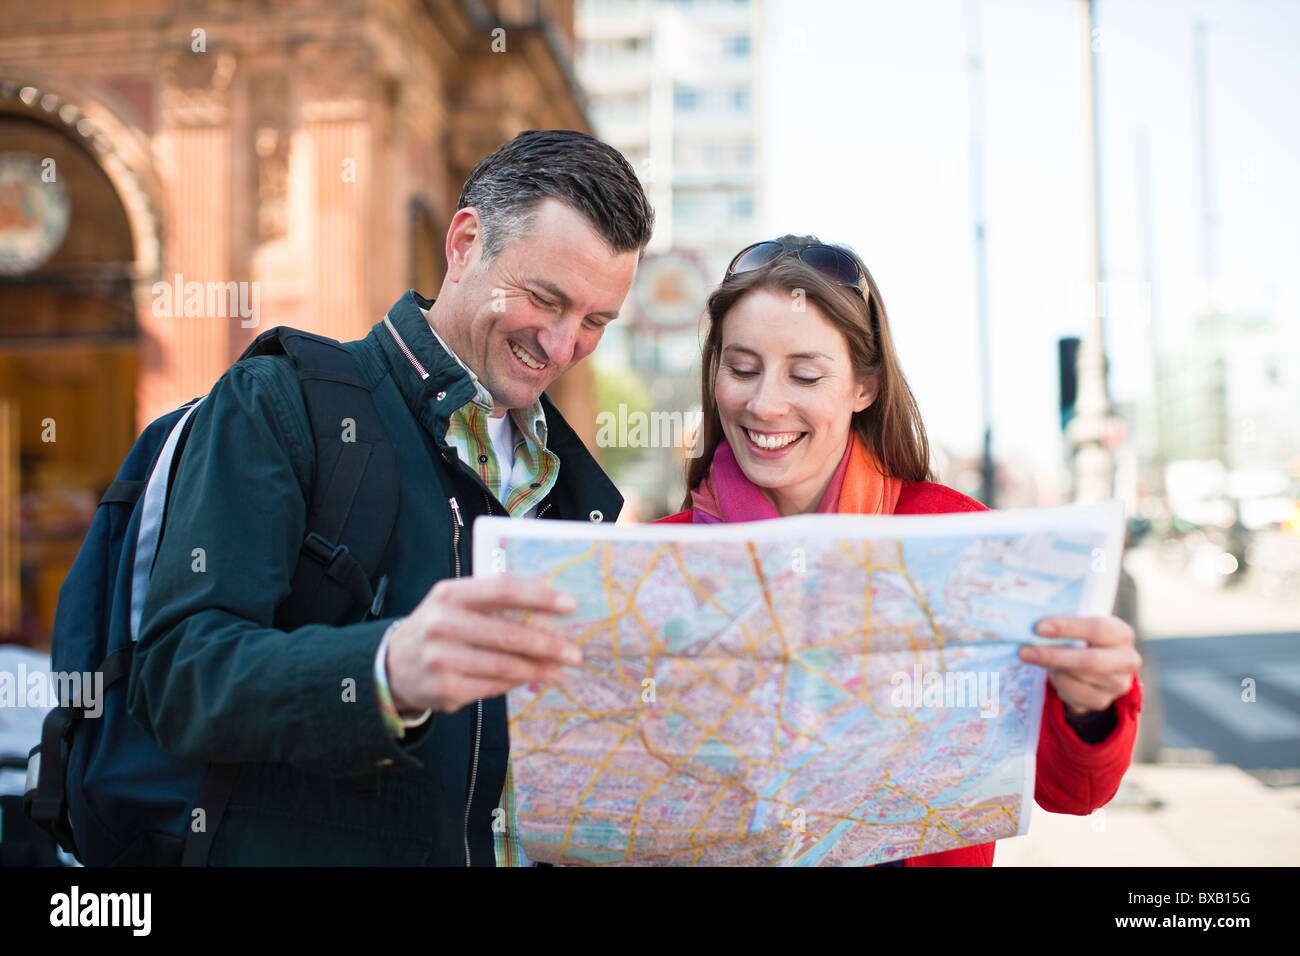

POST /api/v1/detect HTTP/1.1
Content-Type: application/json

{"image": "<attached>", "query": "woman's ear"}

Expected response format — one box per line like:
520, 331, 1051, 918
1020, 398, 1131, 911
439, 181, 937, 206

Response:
852, 374, 879, 414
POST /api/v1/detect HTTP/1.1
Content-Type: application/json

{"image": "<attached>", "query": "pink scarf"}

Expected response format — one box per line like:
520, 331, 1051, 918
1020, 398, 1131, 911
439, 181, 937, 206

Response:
689, 432, 902, 522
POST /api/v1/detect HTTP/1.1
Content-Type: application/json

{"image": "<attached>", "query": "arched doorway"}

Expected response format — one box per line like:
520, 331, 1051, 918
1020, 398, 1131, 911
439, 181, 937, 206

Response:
0, 91, 143, 650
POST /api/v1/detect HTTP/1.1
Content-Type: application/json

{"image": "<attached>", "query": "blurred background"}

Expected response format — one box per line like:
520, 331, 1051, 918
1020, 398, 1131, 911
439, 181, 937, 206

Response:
0, 0, 1296, 864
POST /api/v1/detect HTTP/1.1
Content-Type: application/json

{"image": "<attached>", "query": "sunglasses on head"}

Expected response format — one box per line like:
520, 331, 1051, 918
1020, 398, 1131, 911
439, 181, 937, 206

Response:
725, 240, 867, 297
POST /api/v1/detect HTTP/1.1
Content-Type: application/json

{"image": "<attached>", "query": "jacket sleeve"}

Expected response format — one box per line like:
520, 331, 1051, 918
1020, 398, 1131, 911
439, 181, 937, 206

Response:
127, 357, 429, 776
1034, 672, 1143, 814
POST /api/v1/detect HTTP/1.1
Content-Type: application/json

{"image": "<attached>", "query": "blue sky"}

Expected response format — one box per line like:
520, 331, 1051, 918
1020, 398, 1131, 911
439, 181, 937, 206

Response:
763, 0, 1299, 476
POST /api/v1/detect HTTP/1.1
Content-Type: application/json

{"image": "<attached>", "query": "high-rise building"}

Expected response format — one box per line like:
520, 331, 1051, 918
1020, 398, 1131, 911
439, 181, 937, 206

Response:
576, 0, 764, 515
577, 0, 762, 275
1154, 312, 1300, 472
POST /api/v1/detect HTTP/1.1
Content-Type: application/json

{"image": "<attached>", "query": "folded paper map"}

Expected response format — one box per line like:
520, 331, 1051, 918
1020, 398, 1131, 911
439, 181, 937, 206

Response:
473, 502, 1124, 866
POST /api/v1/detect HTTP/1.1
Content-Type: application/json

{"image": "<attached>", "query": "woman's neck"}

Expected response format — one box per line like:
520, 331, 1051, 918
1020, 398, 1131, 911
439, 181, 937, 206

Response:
763, 474, 838, 517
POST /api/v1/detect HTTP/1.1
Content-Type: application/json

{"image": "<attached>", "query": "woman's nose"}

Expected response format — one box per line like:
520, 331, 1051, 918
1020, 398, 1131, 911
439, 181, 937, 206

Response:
746, 374, 790, 420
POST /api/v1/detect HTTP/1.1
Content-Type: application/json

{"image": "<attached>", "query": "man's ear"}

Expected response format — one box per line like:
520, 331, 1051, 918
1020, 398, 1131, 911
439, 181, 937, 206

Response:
444, 208, 482, 283
852, 374, 879, 414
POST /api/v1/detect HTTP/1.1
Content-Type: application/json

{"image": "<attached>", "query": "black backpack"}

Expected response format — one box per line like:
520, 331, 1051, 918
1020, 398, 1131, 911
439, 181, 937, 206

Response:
24, 327, 399, 865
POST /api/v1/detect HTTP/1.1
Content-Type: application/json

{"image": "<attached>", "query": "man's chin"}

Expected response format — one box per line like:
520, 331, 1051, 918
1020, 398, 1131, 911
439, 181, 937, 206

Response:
486, 363, 561, 409
491, 382, 547, 411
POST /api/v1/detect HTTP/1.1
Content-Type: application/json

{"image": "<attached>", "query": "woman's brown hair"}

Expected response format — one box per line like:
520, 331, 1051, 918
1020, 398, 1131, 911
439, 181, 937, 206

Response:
683, 236, 934, 510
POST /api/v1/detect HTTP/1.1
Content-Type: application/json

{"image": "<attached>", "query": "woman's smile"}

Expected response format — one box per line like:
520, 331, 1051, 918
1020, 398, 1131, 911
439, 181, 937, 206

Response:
742, 427, 807, 454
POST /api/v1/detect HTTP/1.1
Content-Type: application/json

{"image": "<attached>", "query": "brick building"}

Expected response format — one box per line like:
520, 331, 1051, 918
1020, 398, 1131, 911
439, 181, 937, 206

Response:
0, 0, 599, 645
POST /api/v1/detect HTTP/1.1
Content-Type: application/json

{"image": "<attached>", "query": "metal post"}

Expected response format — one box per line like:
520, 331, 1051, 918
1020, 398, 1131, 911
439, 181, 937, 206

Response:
1067, 0, 1116, 504
967, 1, 996, 507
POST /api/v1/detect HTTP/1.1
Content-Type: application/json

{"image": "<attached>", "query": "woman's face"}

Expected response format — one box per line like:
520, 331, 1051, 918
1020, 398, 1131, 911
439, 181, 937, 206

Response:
714, 288, 876, 516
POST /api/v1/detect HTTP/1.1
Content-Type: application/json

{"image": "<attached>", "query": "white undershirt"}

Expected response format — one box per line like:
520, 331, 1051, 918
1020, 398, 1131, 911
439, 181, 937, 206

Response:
486, 410, 516, 498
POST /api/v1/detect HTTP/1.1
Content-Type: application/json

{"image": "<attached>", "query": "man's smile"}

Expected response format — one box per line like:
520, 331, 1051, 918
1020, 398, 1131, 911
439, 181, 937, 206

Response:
508, 339, 548, 372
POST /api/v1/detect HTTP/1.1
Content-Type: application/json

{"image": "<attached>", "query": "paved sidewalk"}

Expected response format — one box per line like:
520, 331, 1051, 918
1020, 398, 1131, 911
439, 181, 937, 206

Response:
994, 762, 1300, 866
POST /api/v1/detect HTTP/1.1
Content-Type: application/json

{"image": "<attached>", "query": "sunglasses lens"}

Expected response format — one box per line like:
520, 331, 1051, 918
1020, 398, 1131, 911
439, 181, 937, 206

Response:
728, 241, 785, 275
799, 246, 862, 287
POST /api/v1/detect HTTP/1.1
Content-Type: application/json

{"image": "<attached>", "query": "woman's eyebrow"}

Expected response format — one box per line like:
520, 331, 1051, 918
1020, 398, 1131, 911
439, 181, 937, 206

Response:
722, 344, 831, 361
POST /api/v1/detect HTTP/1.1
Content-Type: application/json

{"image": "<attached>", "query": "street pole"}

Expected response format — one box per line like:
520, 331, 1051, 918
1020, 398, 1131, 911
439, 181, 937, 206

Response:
1134, 126, 1164, 496
968, 1, 996, 508
1195, 19, 1220, 316
1066, 0, 1117, 504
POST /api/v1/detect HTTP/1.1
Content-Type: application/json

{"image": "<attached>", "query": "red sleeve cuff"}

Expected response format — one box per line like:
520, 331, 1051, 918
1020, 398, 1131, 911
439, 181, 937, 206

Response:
1041, 672, 1143, 769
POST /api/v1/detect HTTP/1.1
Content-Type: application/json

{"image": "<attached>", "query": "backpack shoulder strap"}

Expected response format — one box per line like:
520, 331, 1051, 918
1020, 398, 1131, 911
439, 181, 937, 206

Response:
178, 329, 400, 866
240, 327, 400, 630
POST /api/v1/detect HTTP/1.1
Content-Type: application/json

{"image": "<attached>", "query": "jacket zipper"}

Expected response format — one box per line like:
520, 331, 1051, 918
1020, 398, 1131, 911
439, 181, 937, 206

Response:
455, 488, 549, 865
465, 702, 482, 867
449, 495, 481, 867
449, 496, 463, 578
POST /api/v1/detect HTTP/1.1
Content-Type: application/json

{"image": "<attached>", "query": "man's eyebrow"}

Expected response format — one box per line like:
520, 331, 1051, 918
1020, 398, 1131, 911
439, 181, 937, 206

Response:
722, 344, 831, 361
529, 278, 620, 321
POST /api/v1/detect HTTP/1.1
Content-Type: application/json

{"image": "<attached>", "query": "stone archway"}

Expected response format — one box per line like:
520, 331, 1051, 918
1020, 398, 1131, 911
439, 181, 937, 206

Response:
0, 77, 162, 647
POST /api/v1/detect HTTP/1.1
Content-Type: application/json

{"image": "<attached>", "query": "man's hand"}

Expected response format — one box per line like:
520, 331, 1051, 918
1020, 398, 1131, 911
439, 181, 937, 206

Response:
1018, 615, 1141, 717
386, 576, 581, 715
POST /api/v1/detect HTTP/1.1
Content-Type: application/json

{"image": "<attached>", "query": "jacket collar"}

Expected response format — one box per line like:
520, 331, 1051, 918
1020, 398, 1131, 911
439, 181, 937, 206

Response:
372, 290, 477, 442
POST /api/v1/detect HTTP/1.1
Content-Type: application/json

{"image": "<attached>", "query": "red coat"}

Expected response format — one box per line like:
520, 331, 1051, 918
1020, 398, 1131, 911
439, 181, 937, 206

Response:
655, 480, 1143, 866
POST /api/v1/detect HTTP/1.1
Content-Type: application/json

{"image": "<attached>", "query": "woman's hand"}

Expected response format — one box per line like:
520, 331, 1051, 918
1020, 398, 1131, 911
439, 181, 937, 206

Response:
1018, 616, 1142, 716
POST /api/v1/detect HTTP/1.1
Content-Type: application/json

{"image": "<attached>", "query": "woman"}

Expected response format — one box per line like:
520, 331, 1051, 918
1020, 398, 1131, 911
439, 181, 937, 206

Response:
657, 235, 1143, 867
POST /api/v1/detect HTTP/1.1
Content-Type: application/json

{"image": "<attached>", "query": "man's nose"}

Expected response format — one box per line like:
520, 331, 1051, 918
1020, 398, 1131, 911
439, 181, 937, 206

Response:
537, 313, 581, 367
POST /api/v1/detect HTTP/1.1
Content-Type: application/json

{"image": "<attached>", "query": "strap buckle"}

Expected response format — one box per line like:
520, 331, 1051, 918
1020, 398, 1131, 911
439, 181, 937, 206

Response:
303, 532, 351, 571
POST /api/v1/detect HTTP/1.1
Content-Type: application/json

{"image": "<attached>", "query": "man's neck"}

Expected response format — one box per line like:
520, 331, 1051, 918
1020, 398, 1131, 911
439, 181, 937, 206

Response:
418, 304, 510, 417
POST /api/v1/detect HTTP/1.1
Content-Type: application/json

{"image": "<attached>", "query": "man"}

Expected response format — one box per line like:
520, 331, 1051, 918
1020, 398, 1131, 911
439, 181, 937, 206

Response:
128, 129, 654, 864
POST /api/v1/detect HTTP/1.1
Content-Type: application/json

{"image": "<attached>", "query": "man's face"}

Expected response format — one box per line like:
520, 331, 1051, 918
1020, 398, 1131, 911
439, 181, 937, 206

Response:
436, 198, 640, 412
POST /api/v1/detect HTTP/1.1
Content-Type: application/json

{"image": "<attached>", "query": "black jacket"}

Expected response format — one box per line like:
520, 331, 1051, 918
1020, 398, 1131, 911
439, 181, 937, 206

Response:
129, 290, 622, 864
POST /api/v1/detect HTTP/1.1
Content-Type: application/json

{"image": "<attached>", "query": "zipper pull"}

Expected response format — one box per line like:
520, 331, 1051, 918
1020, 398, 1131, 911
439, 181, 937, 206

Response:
449, 496, 464, 527
368, 574, 389, 619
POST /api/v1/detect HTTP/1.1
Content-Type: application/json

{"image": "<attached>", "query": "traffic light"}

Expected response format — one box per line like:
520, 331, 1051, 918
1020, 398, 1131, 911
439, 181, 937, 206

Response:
1058, 337, 1080, 432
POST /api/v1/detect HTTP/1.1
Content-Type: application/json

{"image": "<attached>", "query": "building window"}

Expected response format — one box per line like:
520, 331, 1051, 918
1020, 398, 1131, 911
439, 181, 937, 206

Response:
733, 89, 751, 112
728, 36, 751, 56
734, 196, 754, 220
674, 86, 698, 111
673, 196, 704, 221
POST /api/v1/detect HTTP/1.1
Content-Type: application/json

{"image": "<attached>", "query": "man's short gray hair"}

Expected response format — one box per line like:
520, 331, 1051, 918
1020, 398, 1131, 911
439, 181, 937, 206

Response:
457, 130, 655, 260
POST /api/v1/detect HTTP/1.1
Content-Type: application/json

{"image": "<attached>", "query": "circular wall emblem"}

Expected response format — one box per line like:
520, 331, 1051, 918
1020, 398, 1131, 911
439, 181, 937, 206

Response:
0, 152, 71, 275
632, 250, 710, 330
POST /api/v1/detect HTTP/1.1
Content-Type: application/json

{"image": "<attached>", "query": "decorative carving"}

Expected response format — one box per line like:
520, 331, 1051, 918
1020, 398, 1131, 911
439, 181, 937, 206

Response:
160, 52, 236, 127
249, 74, 290, 241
